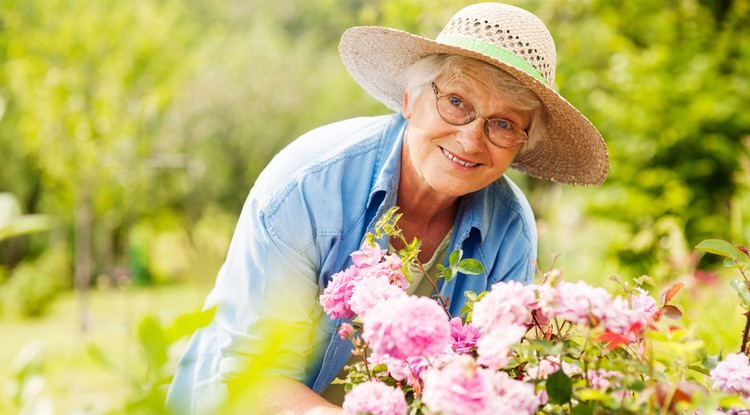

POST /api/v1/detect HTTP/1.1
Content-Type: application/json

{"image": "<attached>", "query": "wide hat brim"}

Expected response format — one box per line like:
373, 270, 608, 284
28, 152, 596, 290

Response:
339, 26, 609, 186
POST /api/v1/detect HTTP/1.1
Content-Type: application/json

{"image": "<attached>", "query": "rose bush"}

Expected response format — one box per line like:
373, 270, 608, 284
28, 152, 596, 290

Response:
321, 209, 750, 414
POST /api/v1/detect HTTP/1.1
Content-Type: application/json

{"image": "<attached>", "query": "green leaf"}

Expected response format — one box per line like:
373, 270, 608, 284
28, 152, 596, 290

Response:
402, 265, 413, 284
570, 404, 595, 415
443, 267, 457, 282
546, 369, 573, 405
687, 362, 710, 376
575, 388, 611, 402
164, 307, 216, 344
456, 258, 485, 275
725, 257, 741, 268
719, 394, 750, 408
137, 316, 168, 370
0, 214, 52, 242
448, 249, 462, 267
701, 351, 722, 371
696, 239, 741, 261
633, 275, 655, 287
730, 278, 750, 309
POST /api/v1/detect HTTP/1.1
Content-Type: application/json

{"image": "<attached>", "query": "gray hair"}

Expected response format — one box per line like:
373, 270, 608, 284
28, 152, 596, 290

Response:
402, 54, 547, 151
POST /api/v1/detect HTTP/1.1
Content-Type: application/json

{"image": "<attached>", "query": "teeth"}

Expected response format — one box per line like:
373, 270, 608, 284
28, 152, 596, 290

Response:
442, 148, 478, 167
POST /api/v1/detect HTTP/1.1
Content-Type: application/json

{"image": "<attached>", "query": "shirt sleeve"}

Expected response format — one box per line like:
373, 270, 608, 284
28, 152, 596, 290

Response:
204, 193, 330, 385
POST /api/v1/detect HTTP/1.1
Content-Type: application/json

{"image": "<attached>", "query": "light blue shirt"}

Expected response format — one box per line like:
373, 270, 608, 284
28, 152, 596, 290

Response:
166, 113, 537, 414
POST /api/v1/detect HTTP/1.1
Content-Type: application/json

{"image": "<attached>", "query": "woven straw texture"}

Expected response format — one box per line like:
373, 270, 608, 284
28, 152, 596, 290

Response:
339, 3, 609, 186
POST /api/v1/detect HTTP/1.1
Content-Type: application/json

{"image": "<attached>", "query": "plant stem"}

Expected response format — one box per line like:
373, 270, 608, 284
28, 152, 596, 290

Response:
414, 260, 452, 318
741, 311, 750, 355
361, 342, 373, 380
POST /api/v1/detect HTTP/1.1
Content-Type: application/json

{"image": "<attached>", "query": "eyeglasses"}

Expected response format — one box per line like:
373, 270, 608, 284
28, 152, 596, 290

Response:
431, 82, 528, 148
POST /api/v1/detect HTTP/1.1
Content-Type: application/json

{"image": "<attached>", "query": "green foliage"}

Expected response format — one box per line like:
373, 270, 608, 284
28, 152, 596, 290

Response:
437, 249, 486, 283
546, 370, 573, 405
0, 244, 70, 318
127, 206, 235, 285
0, 193, 50, 242
539, 0, 750, 279
87, 307, 215, 414
696, 238, 750, 309
2, 342, 52, 415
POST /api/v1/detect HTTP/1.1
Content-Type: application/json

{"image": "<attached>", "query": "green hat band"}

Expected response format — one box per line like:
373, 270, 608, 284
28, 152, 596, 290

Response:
436, 34, 549, 86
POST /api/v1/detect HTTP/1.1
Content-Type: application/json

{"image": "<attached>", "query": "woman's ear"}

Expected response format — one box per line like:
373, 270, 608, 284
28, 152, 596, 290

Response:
402, 92, 412, 119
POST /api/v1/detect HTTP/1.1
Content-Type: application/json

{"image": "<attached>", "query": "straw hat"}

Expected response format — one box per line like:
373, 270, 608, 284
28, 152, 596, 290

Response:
339, 3, 609, 186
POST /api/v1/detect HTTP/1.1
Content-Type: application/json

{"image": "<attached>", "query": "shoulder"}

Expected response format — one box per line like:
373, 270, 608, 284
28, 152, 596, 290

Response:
252, 114, 401, 205
246, 114, 405, 247
491, 176, 535, 227
481, 176, 537, 283
483, 176, 535, 236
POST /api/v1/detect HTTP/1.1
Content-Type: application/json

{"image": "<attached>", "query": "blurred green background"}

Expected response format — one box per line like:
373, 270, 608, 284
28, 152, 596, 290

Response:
1, 0, 749, 413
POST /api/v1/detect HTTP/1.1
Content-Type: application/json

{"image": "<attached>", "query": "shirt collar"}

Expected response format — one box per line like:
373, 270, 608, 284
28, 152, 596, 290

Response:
367, 114, 407, 210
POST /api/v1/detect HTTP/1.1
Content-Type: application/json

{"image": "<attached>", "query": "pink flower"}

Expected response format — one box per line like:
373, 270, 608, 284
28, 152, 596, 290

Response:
320, 244, 410, 320
449, 317, 480, 355
382, 252, 405, 273
538, 281, 611, 326
350, 275, 406, 318
338, 323, 354, 339
422, 355, 498, 415
526, 356, 579, 380
631, 288, 659, 317
342, 380, 407, 415
710, 353, 750, 398
357, 261, 407, 290
320, 266, 362, 319
486, 372, 540, 415
370, 354, 432, 386
350, 244, 386, 268
475, 323, 526, 370
601, 296, 644, 335
363, 296, 451, 360
472, 281, 537, 331
587, 368, 623, 392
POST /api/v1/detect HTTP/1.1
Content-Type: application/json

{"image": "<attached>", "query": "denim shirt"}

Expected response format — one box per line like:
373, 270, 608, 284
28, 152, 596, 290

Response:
166, 113, 537, 414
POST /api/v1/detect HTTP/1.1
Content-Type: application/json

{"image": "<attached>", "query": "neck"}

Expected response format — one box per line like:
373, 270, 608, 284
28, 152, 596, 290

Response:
395, 159, 459, 262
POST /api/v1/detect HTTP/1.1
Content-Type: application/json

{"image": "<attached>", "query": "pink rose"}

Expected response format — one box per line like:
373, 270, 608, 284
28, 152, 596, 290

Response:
350, 275, 406, 318
363, 295, 451, 360
338, 323, 354, 339
319, 266, 362, 319
475, 323, 526, 370
710, 353, 750, 397
449, 317, 480, 355
472, 281, 537, 331
538, 281, 611, 326
350, 244, 386, 268
487, 372, 540, 415
342, 380, 407, 415
422, 355, 498, 415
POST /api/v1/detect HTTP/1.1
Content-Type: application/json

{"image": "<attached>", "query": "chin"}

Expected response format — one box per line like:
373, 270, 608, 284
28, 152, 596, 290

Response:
429, 182, 477, 198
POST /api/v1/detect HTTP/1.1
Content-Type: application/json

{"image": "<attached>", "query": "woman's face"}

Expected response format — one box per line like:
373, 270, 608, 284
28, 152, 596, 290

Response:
401, 75, 531, 198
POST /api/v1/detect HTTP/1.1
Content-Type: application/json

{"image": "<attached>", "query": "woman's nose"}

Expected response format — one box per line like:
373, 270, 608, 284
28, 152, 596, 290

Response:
454, 118, 487, 152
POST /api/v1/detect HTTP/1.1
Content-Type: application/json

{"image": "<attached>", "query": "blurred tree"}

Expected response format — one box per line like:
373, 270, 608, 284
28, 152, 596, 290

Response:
1, 0, 748, 298
0, 0, 203, 326
536, 0, 750, 280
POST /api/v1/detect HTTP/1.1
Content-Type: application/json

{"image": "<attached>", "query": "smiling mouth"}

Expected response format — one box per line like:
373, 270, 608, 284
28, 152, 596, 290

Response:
442, 148, 478, 167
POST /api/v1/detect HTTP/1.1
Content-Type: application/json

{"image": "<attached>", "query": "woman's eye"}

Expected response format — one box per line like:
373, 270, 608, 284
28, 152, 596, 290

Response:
448, 95, 463, 108
492, 119, 512, 130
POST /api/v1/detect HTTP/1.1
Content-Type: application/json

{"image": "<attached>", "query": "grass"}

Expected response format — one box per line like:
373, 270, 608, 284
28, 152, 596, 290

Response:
0, 282, 211, 414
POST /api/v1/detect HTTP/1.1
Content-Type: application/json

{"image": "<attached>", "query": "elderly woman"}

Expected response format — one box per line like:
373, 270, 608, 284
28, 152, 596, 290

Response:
167, 3, 608, 414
